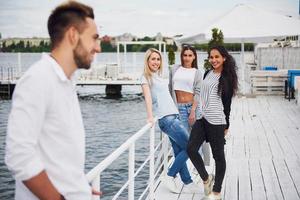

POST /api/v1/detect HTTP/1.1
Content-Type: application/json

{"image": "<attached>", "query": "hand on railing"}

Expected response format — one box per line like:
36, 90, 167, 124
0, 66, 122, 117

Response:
92, 188, 102, 196
147, 117, 156, 127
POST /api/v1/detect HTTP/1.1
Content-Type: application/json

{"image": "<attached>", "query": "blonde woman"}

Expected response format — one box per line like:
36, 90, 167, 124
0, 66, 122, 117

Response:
141, 48, 199, 194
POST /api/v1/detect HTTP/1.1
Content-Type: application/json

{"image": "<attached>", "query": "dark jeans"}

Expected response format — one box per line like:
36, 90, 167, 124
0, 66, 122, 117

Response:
187, 118, 226, 193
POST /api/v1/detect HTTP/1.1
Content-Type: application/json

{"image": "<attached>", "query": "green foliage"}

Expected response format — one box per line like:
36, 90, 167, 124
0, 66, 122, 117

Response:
194, 43, 254, 52
168, 48, 175, 66
208, 28, 224, 47
138, 36, 155, 41
203, 28, 224, 70
0, 40, 51, 52
100, 40, 116, 52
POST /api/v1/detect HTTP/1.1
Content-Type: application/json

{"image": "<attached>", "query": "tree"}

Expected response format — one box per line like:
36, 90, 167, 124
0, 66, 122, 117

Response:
25, 41, 30, 51
168, 47, 175, 66
100, 40, 116, 52
204, 28, 224, 70
1, 41, 6, 52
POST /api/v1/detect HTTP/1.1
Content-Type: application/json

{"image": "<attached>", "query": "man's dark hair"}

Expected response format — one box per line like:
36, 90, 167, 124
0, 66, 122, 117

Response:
47, 1, 94, 49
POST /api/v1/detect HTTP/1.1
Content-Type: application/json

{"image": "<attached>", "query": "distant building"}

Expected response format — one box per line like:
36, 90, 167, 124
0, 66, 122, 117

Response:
0, 37, 50, 48
111, 33, 138, 46
163, 37, 175, 45
155, 32, 163, 41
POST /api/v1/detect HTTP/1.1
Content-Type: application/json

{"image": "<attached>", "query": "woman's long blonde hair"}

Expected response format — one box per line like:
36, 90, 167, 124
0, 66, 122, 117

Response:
143, 48, 163, 84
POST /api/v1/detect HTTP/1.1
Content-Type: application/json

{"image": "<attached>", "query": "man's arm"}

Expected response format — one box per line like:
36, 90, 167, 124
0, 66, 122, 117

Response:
4, 73, 59, 198
23, 171, 64, 200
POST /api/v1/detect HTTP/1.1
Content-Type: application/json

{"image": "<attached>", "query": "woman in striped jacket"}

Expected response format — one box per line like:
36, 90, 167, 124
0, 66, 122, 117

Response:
187, 46, 238, 200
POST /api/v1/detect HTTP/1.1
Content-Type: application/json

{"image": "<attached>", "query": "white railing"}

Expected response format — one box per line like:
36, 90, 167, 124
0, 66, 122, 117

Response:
86, 119, 172, 200
0, 66, 20, 83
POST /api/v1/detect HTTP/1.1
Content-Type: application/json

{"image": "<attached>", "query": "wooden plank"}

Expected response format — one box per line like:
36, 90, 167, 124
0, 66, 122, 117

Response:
267, 115, 298, 159
253, 117, 272, 158
179, 160, 201, 200
260, 158, 284, 200
250, 70, 287, 76
273, 159, 299, 200
238, 159, 252, 200
154, 180, 181, 200
249, 159, 267, 200
224, 159, 238, 200
252, 82, 285, 87
260, 117, 284, 159
285, 158, 300, 197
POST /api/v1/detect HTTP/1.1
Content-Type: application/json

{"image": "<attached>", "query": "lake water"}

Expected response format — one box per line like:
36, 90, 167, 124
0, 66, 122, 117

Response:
0, 84, 161, 199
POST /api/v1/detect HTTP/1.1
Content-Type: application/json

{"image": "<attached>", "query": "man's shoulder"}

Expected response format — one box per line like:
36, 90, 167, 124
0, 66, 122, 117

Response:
18, 57, 54, 86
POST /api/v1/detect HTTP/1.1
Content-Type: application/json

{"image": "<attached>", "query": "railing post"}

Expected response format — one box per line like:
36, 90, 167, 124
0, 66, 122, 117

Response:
18, 52, 21, 78
149, 124, 155, 200
117, 43, 120, 74
162, 133, 168, 176
133, 52, 136, 73
92, 174, 101, 200
124, 44, 127, 73
128, 144, 135, 200
8, 67, 10, 81
0, 66, 3, 81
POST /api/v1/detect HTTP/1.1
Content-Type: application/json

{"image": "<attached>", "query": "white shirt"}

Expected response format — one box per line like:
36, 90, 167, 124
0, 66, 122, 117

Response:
5, 54, 92, 200
173, 66, 196, 93
140, 73, 178, 119
197, 70, 226, 125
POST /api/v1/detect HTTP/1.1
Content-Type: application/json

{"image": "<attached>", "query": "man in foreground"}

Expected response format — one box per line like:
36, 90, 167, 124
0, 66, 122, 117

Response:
5, 1, 101, 199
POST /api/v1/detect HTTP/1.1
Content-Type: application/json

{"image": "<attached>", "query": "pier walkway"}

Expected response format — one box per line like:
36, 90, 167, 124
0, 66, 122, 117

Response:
154, 96, 300, 200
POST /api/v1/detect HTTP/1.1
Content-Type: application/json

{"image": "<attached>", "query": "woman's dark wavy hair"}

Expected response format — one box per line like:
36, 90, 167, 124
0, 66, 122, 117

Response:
180, 44, 198, 69
209, 45, 238, 97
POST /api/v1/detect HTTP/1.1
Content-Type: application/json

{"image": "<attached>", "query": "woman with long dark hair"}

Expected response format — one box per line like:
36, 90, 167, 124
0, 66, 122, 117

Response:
187, 46, 238, 200
169, 45, 210, 166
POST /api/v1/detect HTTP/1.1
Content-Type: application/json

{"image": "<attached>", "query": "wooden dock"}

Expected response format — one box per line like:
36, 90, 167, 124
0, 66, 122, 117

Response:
154, 96, 300, 200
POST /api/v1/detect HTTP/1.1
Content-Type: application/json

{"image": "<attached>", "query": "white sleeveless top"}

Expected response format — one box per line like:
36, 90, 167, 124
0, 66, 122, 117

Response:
173, 66, 196, 93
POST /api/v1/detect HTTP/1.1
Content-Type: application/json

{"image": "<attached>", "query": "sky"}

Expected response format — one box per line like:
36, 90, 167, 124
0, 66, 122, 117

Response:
0, 0, 299, 38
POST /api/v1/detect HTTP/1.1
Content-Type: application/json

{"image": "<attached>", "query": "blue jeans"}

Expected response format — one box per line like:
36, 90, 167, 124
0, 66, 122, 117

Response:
158, 114, 192, 184
178, 103, 207, 160
177, 103, 193, 132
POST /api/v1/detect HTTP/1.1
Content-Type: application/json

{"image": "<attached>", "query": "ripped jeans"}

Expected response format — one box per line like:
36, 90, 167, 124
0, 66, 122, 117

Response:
158, 114, 192, 184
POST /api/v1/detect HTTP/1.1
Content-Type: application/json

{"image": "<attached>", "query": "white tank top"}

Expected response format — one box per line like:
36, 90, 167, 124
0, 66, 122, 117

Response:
173, 66, 196, 93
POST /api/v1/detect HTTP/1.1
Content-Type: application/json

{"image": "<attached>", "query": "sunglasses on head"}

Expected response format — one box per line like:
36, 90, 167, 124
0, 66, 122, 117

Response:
182, 44, 195, 49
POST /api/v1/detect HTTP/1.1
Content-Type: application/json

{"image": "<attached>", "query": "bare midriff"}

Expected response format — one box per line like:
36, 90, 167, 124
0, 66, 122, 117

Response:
175, 90, 194, 103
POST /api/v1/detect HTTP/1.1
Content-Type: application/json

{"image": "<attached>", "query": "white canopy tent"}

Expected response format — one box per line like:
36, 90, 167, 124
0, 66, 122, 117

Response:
176, 4, 300, 93
178, 4, 300, 43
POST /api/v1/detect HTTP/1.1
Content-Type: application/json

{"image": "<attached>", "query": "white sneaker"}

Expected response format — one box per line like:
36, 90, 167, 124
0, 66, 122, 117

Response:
182, 182, 201, 194
202, 192, 222, 200
163, 175, 180, 193
204, 174, 215, 196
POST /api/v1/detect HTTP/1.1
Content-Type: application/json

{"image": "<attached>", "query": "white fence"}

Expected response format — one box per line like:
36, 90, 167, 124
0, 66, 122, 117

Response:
256, 47, 300, 70
86, 119, 172, 200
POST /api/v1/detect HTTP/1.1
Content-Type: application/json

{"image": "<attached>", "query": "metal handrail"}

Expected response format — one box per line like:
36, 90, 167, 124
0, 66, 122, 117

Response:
86, 118, 171, 200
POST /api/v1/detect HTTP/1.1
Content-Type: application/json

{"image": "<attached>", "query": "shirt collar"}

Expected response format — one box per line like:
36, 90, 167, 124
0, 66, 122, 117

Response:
43, 53, 76, 85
